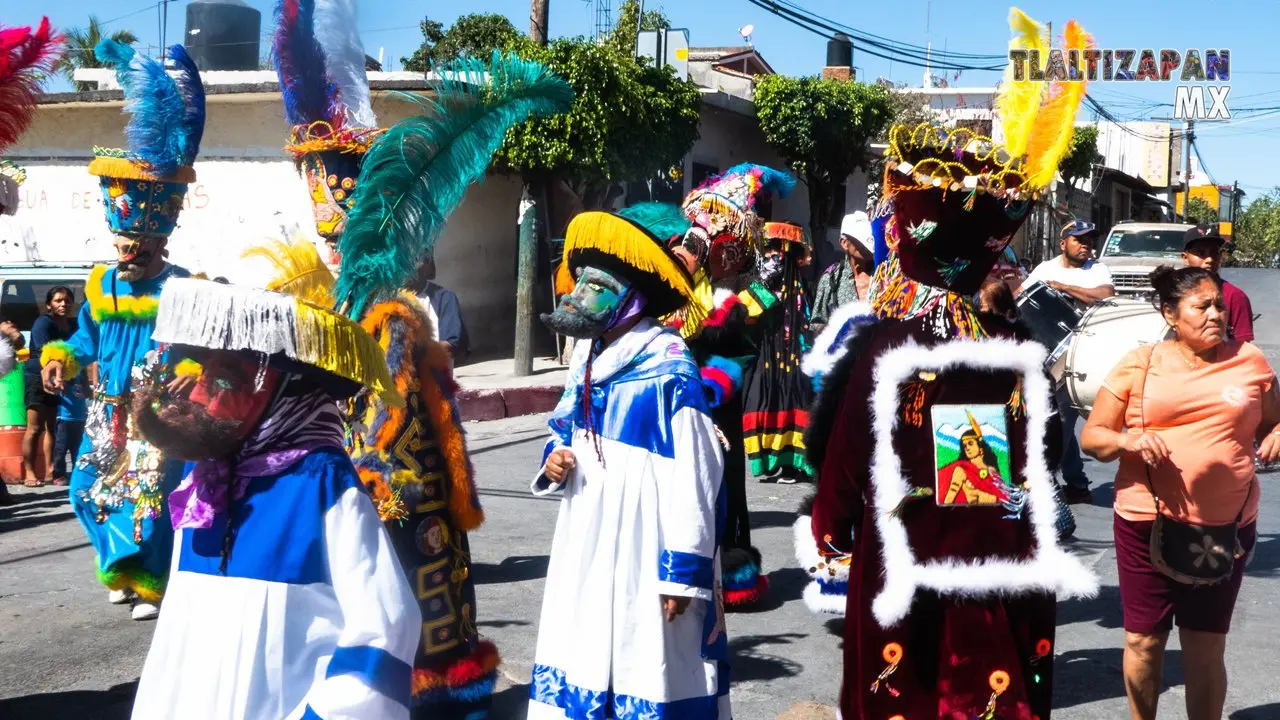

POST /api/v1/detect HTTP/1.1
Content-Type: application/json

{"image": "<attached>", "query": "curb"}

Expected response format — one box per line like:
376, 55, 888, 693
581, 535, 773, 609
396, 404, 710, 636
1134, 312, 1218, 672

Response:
458, 385, 561, 423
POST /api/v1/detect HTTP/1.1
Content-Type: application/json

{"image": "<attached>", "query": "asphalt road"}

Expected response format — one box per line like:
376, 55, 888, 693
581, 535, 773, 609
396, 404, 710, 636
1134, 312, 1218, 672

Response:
2, 269, 1279, 720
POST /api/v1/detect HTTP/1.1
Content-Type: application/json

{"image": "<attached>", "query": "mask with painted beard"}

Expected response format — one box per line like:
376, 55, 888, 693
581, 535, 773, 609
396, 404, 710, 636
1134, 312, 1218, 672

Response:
541, 265, 641, 339
114, 235, 165, 282
133, 352, 279, 461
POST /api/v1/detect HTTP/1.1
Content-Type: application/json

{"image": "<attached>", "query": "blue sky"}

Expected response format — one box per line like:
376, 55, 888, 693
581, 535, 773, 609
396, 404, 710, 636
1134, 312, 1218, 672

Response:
24, 1, 1280, 202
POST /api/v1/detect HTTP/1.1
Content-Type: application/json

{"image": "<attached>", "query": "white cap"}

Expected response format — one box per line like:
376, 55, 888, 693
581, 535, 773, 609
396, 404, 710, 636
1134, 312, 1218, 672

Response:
840, 211, 873, 254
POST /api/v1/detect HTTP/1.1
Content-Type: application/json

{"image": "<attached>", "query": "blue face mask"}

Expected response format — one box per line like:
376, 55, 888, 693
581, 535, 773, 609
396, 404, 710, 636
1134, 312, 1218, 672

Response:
540, 265, 645, 339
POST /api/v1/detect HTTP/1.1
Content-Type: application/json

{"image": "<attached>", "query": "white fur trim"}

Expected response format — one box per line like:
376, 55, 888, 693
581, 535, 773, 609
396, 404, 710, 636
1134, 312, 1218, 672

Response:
868, 337, 1098, 627
711, 287, 735, 307
803, 580, 848, 615
792, 515, 851, 583
801, 301, 874, 378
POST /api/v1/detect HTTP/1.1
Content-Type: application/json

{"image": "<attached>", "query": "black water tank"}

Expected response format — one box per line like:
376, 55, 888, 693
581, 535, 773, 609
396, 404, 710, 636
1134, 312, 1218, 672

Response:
826, 33, 853, 67
185, 0, 261, 71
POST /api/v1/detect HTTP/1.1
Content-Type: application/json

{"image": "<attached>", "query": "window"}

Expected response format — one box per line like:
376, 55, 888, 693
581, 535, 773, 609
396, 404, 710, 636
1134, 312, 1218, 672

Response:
690, 163, 719, 189
0, 279, 87, 337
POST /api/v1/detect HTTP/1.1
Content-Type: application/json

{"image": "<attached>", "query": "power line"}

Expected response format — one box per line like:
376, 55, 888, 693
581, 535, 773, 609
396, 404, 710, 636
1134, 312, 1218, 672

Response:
100, 2, 160, 29
744, 0, 1004, 71
767, 0, 1006, 62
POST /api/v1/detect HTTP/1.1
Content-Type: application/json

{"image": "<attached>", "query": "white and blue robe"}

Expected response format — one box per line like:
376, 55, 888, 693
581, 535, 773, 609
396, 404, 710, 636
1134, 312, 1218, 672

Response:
528, 319, 731, 719
130, 447, 421, 720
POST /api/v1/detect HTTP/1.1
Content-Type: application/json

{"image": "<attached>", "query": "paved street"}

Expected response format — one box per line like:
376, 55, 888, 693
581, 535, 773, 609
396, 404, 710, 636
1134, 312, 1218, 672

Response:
2, 269, 1280, 719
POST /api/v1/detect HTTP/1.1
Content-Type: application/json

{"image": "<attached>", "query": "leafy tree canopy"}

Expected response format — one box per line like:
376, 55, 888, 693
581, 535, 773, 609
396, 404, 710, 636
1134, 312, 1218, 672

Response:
1231, 189, 1280, 268
1184, 196, 1219, 226
754, 74, 893, 233
400, 14, 522, 72
1059, 125, 1101, 188
54, 15, 139, 92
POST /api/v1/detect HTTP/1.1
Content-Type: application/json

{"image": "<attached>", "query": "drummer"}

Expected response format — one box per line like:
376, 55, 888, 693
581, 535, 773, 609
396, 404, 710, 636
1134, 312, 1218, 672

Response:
1020, 219, 1116, 308
1020, 218, 1117, 505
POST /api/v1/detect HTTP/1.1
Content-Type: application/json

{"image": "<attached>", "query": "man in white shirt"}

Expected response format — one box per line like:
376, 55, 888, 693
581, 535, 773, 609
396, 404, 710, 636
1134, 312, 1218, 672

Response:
1020, 219, 1115, 505
1020, 219, 1115, 307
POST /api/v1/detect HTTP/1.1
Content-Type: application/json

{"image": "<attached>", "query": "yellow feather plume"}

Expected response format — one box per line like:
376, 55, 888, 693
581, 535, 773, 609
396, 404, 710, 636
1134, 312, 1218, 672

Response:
242, 238, 336, 307
995, 7, 1048, 159
1023, 19, 1092, 190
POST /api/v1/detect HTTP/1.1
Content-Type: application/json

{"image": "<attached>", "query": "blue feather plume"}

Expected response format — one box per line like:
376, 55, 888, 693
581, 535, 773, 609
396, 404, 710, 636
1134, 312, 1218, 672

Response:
167, 45, 205, 166
272, 0, 339, 128
96, 39, 190, 177
724, 162, 797, 200
334, 51, 574, 318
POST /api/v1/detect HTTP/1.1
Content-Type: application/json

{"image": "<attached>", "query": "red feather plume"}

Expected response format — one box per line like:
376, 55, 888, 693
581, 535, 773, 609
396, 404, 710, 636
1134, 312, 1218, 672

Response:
0, 18, 66, 151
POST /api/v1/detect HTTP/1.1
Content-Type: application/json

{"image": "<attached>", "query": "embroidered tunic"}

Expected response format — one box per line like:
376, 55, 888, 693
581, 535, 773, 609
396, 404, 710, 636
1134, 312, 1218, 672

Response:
348, 295, 497, 717
44, 263, 190, 601
528, 320, 731, 719
130, 448, 420, 720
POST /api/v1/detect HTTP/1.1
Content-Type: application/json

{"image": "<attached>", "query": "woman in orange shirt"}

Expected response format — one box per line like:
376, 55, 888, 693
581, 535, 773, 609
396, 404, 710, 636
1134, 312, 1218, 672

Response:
1082, 265, 1280, 720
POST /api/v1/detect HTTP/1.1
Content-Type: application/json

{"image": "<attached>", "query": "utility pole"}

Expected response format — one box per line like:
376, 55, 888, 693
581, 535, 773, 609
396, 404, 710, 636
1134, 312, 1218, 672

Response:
530, 0, 550, 45
1183, 118, 1194, 221
516, 0, 550, 376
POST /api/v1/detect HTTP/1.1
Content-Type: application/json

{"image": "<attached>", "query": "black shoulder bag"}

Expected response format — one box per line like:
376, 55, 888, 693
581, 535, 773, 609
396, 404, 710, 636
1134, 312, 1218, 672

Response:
1138, 345, 1251, 586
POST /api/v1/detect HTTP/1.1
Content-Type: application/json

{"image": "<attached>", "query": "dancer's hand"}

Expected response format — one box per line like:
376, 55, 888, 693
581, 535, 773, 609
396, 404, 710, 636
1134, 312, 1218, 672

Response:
42, 360, 64, 394
0, 321, 23, 349
544, 448, 576, 484
166, 374, 197, 397
1123, 431, 1169, 467
662, 595, 691, 622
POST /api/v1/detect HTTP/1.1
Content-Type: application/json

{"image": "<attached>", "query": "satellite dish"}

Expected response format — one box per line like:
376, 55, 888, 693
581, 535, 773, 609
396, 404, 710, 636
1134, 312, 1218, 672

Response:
739, 24, 754, 44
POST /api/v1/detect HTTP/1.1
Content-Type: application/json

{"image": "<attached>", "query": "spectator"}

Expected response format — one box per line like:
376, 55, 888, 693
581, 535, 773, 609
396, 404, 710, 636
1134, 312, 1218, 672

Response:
976, 276, 1018, 322
1081, 265, 1280, 720
1182, 224, 1253, 342
811, 211, 874, 332
1020, 219, 1116, 504
23, 287, 76, 486
412, 253, 470, 360
52, 368, 88, 486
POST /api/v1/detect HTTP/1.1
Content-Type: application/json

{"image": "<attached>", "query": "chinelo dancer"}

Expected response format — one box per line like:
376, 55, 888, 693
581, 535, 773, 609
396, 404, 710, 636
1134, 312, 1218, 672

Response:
531, 203, 730, 719
129, 238, 418, 719
802, 9, 1097, 718
669, 162, 796, 609
0, 17, 64, 506
40, 39, 205, 621
272, 1, 573, 715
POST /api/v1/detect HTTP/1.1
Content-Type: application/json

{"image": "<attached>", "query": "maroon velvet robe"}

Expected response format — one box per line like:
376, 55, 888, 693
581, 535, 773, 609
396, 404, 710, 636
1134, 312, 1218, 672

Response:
810, 316, 1062, 720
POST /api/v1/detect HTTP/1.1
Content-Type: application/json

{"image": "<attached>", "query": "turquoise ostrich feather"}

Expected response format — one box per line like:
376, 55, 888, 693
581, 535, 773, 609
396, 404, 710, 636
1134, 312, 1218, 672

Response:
95, 39, 204, 175
334, 51, 573, 318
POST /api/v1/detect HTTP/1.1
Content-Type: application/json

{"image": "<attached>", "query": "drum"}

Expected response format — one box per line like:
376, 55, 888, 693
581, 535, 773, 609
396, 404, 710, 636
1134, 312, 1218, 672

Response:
1015, 281, 1080, 375
1063, 299, 1169, 417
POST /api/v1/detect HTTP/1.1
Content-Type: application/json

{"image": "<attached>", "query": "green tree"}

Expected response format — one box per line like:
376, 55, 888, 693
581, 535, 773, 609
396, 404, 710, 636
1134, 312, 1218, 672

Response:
1231, 188, 1280, 268
54, 16, 139, 91
400, 14, 522, 72
495, 37, 702, 210
1184, 196, 1219, 226
1059, 125, 1101, 189
754, 74, 893, 241
605, 0, 671, 57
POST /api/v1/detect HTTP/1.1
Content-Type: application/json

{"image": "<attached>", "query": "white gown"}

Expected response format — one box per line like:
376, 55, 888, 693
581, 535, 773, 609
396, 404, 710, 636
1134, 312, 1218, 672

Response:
130, 447, 421, 720
527, 320, 732, 719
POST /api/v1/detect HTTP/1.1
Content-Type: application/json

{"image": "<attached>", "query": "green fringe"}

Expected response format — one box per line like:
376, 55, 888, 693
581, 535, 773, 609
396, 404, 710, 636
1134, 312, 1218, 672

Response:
96, 559, 166, 602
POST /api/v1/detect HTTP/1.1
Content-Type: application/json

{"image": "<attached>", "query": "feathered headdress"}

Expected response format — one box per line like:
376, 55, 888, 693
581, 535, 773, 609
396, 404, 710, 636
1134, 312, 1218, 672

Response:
333, 51, 574, 318
872, 8, 1091, 323
273, 0, 385, 240
89, 41, 205, 182
87, 41, 206, 238
681, 162, 797, 278
0, 18, 64, 152
0, 18, 66, 216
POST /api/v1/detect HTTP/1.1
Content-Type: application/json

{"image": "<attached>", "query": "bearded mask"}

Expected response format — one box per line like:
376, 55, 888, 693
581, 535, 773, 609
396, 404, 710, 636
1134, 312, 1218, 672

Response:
134, 352, 279, 461
540, 265, 644, 340
114, 235, 166, 282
